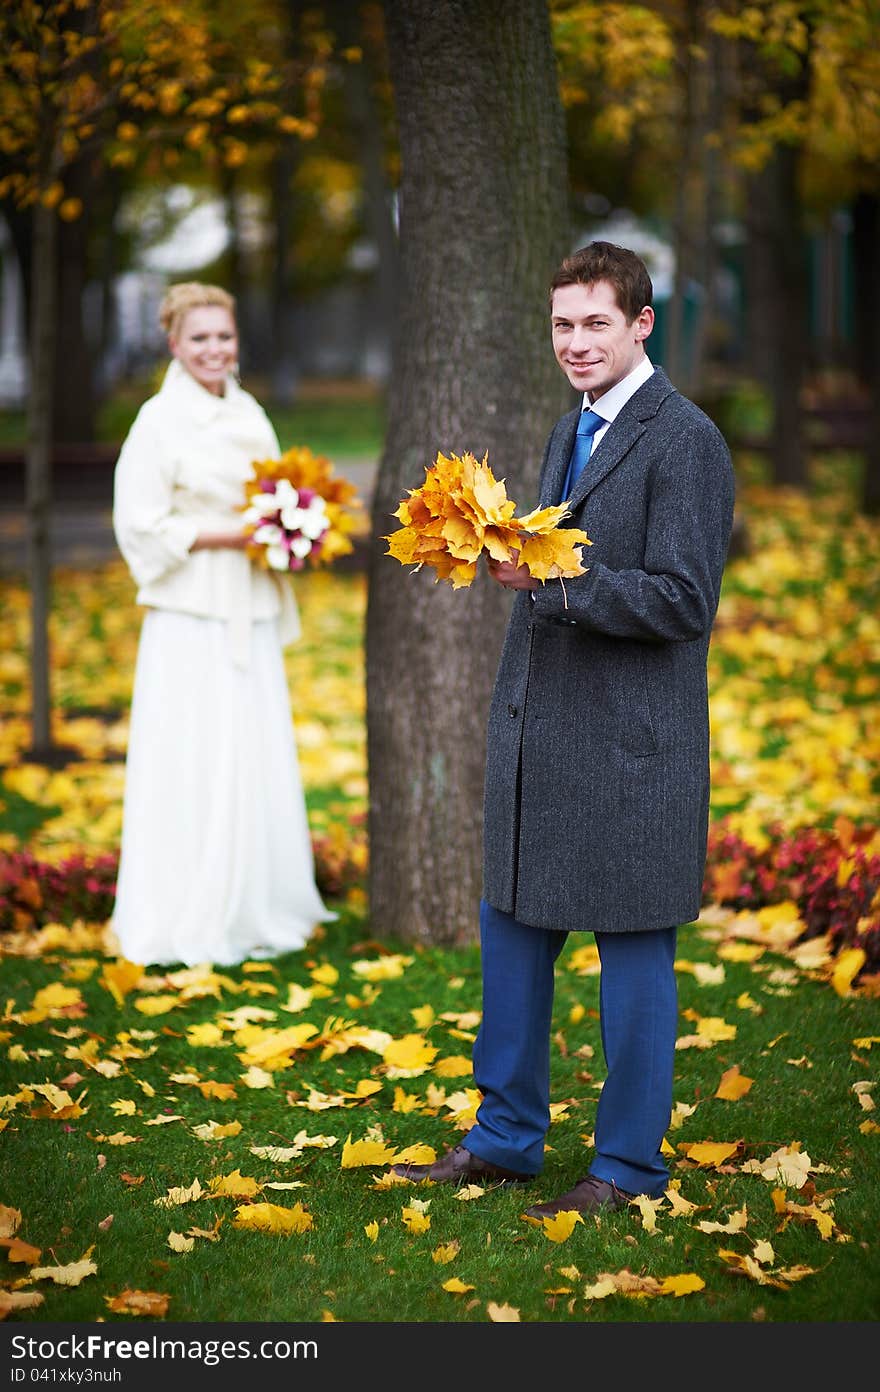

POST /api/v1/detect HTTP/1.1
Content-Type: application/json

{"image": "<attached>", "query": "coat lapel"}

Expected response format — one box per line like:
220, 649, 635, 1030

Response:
556, 367, 679, 511
540, 407, 579, 508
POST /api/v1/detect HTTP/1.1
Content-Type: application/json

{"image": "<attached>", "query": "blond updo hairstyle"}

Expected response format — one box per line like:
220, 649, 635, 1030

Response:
158, 281, 237, 340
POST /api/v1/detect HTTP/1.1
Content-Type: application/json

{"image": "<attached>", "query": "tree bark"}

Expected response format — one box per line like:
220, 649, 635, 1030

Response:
367, 0, 570, 945
26, 201, 57, 759
52, 158, 96, 443
852, 191, 880, 515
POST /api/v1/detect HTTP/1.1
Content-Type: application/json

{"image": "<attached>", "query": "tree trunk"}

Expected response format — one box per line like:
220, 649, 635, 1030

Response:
852, 191, 880, 515
366, 0, 570, 945
26, 202, 58, 759
52, 158, 96, 443
333, 0, 399, 377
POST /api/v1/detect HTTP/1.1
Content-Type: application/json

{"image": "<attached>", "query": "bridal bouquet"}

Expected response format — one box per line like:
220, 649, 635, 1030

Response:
243, 446, 365, 573
385, 449, 591, 589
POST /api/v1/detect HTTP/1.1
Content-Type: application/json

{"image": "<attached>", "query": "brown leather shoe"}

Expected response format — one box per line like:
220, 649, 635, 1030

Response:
523, 1174, 634, 1220
391, 1144, 534, 1185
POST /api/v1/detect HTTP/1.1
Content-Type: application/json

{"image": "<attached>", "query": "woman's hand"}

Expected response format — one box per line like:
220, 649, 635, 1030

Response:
190, 531, 250, 552
486, 557, 537, 591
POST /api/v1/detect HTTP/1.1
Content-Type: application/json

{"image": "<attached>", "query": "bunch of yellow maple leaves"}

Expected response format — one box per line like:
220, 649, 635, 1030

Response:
385, 449, 591, 589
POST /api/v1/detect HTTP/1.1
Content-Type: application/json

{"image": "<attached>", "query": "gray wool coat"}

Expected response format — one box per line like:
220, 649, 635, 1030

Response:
482, 366, 735, 935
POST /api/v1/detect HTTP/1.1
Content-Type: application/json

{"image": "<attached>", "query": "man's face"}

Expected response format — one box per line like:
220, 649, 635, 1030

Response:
551, 280, 654, 400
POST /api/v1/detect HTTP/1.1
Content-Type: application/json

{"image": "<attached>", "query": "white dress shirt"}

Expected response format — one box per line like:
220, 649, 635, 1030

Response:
581, 353, 655, 450
113, 360, 300, 666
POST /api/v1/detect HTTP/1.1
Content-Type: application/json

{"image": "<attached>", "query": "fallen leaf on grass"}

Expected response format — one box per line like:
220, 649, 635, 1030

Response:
442, 1277, 475, 1294
167, 1232, 194, 1253
232, 1202, 313, 1235
192, 1120, 243, 1140
153, 1178, 204, 1208
30, 1253, 97, 1286
715, 1065, 754, 1101
697, 1205, 749, 1234
658, 1273, 706, 1297
209, 1170, 261, 1199
678, 1140, 741, 1168
104, 1289, 169, 1316
340, 1135, 397, 1168
401, 1206, 431, 1235
487, 1301, 520, 1321
0, 1289, 44, 1318
0, 1207, 21, 1238
432, 1241, 461, 1264
740, 1144, 814, 1188
0, 1236, 41, 1263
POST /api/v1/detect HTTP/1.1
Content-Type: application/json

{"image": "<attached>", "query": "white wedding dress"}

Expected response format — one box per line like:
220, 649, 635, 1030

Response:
110, 609, 336, 968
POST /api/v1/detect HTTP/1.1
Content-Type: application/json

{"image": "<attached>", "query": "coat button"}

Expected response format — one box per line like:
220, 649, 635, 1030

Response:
508, 704, 517, 717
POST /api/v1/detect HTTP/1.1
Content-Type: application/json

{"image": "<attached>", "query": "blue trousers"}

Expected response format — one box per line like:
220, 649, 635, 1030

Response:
464, 899, 677, 1196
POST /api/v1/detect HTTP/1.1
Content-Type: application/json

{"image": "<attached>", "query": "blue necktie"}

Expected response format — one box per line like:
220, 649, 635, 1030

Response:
561, 408, 605, 502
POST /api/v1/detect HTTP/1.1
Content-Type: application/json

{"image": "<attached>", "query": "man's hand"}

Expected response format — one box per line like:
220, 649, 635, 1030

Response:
486, 557, 538, 591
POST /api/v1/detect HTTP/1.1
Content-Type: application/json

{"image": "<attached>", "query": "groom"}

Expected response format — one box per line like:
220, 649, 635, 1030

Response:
393, 241, 735, 1217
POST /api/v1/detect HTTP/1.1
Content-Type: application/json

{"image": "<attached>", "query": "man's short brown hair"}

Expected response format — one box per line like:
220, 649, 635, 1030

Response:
550, 242, 653, 324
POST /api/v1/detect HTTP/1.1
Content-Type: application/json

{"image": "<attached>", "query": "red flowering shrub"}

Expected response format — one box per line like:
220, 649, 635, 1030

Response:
0, 849, 118, 934
703, 817, 880, 979
311, 814, 368, 899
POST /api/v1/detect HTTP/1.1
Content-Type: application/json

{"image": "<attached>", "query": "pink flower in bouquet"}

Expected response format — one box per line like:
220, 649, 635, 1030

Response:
243, 477, 331, 571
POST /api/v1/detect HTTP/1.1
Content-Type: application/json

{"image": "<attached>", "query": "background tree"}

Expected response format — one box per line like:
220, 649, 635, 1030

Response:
0, 0, 325, 760
366, 0, 570, 946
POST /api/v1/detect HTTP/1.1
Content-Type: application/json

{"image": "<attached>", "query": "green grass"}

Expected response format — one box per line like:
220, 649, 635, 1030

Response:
1, 909, 877, 1326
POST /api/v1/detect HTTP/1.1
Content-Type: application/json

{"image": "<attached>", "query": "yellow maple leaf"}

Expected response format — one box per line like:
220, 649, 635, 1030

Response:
364, 1221, 379, 1242
401, 1206, 431, 1234
741, 1144, 812, 1188
186, 1023, 226, 1048
0, 1289, 44, 1316
392, 1143, 436, 1166
831, 948, 865, 996
539, 1210, 584, 1242
30, 1254, 97, 1286
696, 1016, 737, 1042
198, 1080, 238, 1101
432, 1241, 461, 1264
340, 1135, 398, 1168
517, 530, 590, 582
167, 1232, 195, 1253
442, 1277, 475, 1294
209, 1169, 261, 1198
153, 1178, 204, 1208
0, 1206, 21, 1238
133, 995, 179, 1016
237, 1023, 319, 1067
679, 1140, 740, 1167
631, 1194, 664, 1232
110, 1099, 137, 1116
99, 959, 145, 1005
104, 1289, 170, 1316
487, 1301, 520, 1321
433, 1055, 473, 1077
193, 1119, 243, 1141
382, 1034, 439, 1075
697, 1204, 749, 1234
352, 954, 413, 981
232, 1202, 313, 1235
583, 1275, 619, 1299
0, 1235, 41, 1264
715, 1065, 754, 1101
658, 1272, 705, 1297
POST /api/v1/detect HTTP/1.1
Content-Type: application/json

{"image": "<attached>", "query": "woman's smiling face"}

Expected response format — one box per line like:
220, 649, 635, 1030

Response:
169, 305, 239, 396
